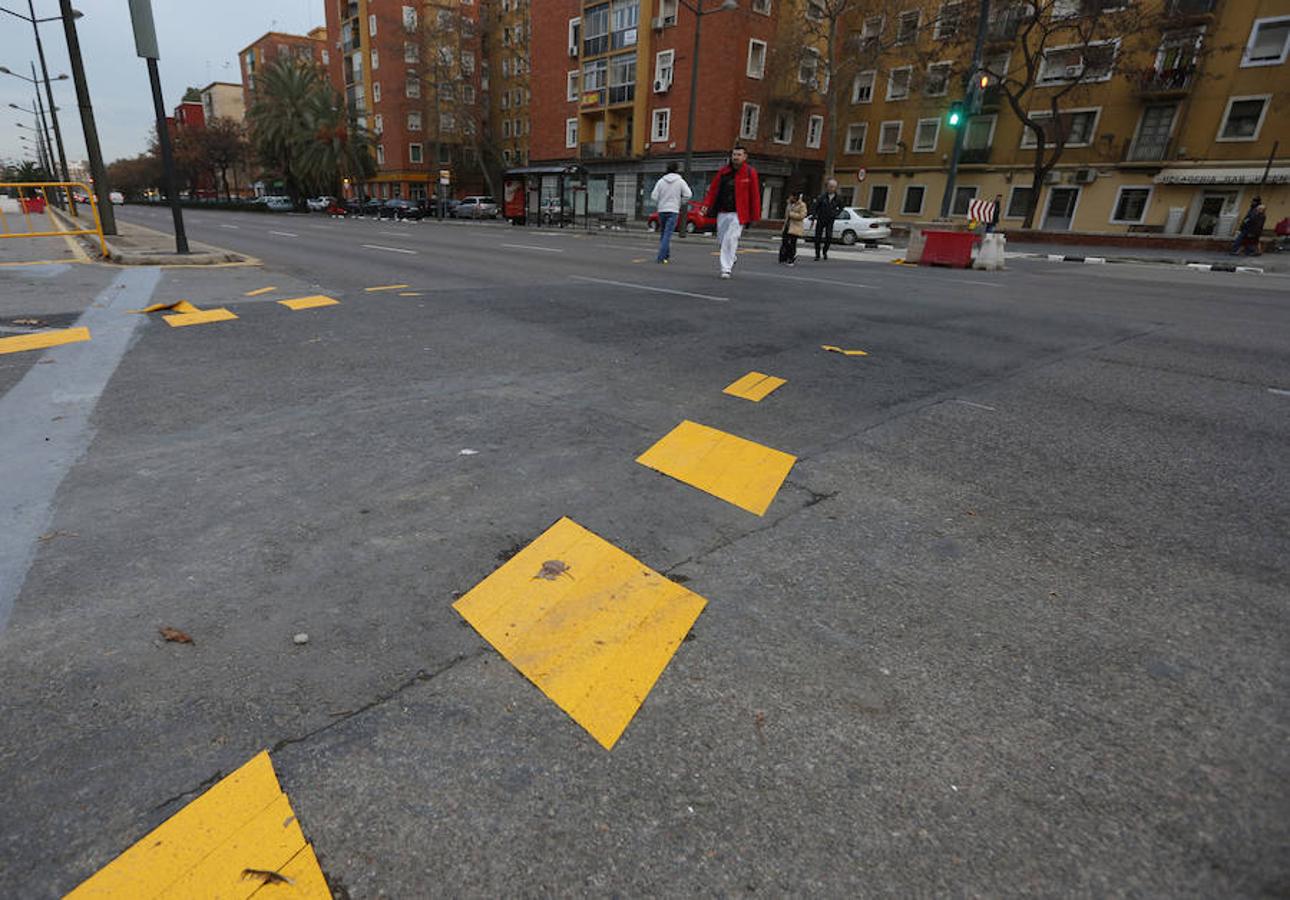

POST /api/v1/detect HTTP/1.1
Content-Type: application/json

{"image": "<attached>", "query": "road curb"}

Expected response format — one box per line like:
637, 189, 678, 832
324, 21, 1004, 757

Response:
1185, 262, 1265, 274
1027, 250, 1268, 274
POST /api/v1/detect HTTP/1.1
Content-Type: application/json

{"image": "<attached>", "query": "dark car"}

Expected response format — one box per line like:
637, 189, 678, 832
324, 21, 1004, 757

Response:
344, 197, 383, 217
380, 198, 425, 220
419, 197, 461, 218
647, 204, 717, 234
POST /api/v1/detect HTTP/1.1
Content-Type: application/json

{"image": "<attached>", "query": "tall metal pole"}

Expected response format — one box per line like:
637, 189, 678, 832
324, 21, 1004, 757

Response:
677, 0, 705, 240
58, 0, 115, 234
146, 57, 188, 253
29, 0, 73, 214
32, 86, 55, 181
939, 0, 990, 218
1259, 140, 1279, 187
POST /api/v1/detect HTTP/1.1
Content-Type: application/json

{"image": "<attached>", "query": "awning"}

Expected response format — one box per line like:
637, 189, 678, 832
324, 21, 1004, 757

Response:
1154, 166, 1289, 185
504, 164, 586, 177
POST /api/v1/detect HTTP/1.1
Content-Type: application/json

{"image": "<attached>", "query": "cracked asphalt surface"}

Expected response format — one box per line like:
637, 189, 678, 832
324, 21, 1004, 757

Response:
1, 207, 1288, 896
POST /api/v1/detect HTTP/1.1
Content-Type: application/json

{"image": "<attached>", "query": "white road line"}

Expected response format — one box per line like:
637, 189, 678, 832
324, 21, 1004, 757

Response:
220, 224, 240, 230
379, 230, 410, 237
362, 244, 418, 254
269, 230, 299, 237
952, 399, 997, 411
749, 271, 876, 289
502, 243, 565, 253
570, 274, 728, 302
1269, 388, 1290, 397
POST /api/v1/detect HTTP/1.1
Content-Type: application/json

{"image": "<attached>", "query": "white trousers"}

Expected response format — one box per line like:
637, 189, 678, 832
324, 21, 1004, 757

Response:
717, 212, 743, 274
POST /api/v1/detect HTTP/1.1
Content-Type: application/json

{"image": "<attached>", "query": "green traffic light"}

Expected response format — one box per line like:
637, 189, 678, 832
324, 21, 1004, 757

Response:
948, 110, 961, 126
947, 101, 964, 127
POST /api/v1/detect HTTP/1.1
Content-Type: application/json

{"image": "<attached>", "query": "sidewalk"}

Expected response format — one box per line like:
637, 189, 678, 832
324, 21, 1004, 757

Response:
48, 206, 253, 265
1003, 238, 1286, 273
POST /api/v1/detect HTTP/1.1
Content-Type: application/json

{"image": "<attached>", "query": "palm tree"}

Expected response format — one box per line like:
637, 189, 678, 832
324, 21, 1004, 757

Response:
247, 59, 322, 204
299, 88, 376, 198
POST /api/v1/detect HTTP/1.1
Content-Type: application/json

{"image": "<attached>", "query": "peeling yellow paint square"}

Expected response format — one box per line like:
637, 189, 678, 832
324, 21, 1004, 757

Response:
454, 517, 706, 750
0, 327, 90, 356
278, 295, 339, 311
636, 420, 796, 516
364, 284, 409, 292
245, 286, 278, 297
164, 308, 238, 328
722, 371, 786, 402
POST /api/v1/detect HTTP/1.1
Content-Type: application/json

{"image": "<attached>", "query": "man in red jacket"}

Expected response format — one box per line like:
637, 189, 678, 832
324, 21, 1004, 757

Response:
699, 145, 761, 278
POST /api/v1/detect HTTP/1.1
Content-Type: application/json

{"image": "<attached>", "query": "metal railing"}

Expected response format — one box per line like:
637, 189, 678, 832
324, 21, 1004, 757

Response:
0, 181, 107, 257
1137, 65, 1196, 94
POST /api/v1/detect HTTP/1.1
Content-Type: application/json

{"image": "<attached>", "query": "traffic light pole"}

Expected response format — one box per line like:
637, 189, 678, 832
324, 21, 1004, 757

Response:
939, 0, 991, 219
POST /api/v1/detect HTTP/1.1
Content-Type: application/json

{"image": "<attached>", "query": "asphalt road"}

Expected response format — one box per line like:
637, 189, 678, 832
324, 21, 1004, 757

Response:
1, 205, 1287, 897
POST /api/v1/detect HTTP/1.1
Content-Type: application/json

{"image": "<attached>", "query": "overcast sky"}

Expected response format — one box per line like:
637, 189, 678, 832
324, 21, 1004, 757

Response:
1, 0, 323, 166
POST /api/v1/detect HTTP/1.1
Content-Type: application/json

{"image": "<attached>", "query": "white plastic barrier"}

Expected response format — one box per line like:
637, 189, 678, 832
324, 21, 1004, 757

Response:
974, 232, 1006, 271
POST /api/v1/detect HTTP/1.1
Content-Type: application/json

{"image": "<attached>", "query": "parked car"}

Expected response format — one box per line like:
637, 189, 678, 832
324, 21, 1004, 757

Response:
343, 197, 384, 217
452, 196, 499, 219
539, 198, 576, 225
306, 196, 335, 212
379, 198, 425, 220
253, 195, 294, 212
646, 204, 717, 234
108, 191, 125, 205
802, 206, 892, 245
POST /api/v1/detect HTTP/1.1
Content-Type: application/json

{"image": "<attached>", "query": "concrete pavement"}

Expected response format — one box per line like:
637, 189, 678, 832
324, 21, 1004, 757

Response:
1, 206, 1287, 896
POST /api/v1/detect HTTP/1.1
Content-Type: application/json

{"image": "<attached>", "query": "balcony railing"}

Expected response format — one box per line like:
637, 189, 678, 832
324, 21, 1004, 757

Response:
1164, 0, 1215, 17
579, 139, 630, 160
1125, 138, 1171, 162
979, 85, 1003, 110
1136, 65, 1195, 96
607, 84, 635, 105
960, 147, 992, 164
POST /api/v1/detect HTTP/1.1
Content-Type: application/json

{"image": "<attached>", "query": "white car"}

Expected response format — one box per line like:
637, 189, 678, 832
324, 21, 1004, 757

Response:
306, 196, 334, 212
108, 191, 124, 205
803, 206, 892, 246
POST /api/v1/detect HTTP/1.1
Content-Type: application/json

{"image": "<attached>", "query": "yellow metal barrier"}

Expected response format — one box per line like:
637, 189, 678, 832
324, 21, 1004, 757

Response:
0, 181, 108, 258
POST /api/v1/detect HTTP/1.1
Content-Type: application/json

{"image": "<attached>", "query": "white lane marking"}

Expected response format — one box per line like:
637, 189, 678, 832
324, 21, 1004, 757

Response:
953, 399, 997, 411
1269, 388, 1290, 397
570, 274, 728, 303
502, 243, 565, 253
379, 230, 409, 237
220, 224, 240, 230
362, 244, 418, 254
749, 271, 876, 289
269, 230, 299, 237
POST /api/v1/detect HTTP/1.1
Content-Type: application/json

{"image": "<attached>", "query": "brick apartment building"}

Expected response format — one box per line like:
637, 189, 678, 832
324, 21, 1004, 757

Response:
239, 27, 330, 113
490, 0, 532, 169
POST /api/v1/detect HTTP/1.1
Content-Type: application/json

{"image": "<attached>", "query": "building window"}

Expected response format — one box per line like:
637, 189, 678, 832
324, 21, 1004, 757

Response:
1242, 16, 1290, 66
886, 66, 911, 100
369, 13, 377, 36
567, 69, 579, 100
1037, 40, 1119, 85
747, 39, 767, 78
902, 185, 925, 215
409, 143, 423, 163
806, 115, 824, 148
660, 0, 679, 24
752, 0, 772, 12
896, 10, 920, 44
651, 107, 670, 142
925, 62, 951, 96
406, 71, 420, 98
852, 70, 875, 103
1217, 95, 1270, 141
913, 118, 940, 151
583, 57, 607, 92
799, 48, 820, 85
371, 49, 379, 70
373, 113, 384, 134
566, 118, 578, 148
878, 120, 902, 153
463, 85, 475, 104
407, 111, 422, 131
869, 184, 888, 212
502, 119, 512, 137
404, 43, 418, 63
1020, 109, 1099, 148
1110, 186, 1151, 223
935, 2, 962, 39
373, 82, 382, 103
951, 185, 976, 216
862, 15, 883, 42
772, 110, 794, 143
402, 5, 417, 31
1005, 185, 1032, 218
655, 49, 675, 88
740, 102, 760, 139
462, 51, 475, 74
440, 112, 454, 133
568, 17, 581, 55
964, 114, 996, 150
376, 144, 385, 165
608, 51, 636, 103
610, 0, 640, 50
321, 49, 329, 65
583, 3, 609, 55
845, 123, 867, 153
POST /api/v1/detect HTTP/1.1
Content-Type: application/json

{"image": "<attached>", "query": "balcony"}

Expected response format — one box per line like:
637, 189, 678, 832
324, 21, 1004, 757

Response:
1125, 138, 1172, 163
579, 139, 630, 160
1163, 0, 1215, 22
1136, 65, 1195, 97
960, 147, 992, 164
986, 11, 1023, 44
979, 85, 1003, 110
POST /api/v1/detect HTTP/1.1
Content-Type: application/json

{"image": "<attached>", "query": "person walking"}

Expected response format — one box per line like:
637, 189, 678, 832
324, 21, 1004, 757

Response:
650, 161, 692, 264
811, 177, 845, 260
1231, 196, 1262, 255
779, 191, 807, 266
699, 145, 761, 279
1237, 203, 1267, 256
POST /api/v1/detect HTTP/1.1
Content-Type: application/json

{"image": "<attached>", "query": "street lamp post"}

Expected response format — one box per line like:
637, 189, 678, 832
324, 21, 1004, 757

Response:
57, 0, 116, 234
126, 0, 186, 253
675, 0, 736, 238
12, 106, 53, 176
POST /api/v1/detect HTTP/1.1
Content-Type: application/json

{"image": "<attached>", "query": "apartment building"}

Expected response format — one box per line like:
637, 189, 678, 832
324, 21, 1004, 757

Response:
239, 28, 330, 113
199, 82, 246, 124
489, 0, 532, 168
323, 0, 487, 201
833, 0, 1289, 236
527, 0, 830, 220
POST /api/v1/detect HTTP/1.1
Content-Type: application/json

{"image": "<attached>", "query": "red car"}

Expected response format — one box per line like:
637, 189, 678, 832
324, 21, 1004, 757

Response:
647, 204, 717, 234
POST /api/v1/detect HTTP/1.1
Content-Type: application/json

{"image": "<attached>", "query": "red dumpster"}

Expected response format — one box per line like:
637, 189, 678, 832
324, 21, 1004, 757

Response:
19, 196, 47, 214
920, 230, 977, 268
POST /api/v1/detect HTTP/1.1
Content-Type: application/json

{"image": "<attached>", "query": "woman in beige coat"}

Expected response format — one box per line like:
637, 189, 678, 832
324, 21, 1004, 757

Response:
779, 191, 808, 266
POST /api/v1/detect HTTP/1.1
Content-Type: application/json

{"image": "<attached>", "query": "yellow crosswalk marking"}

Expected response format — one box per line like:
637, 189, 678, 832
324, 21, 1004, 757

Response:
636, 420, 796, 516
722, 371, 786, 402
0, 327, 90, 356
163, 308, 238, 328
133, 300, 200, 315
244, 286, 278, 297
277, 295, 339, 311
364, 284, 409, 292
454, 517, 706, 750
67, 751, 330, 898
820, 344, 868, 356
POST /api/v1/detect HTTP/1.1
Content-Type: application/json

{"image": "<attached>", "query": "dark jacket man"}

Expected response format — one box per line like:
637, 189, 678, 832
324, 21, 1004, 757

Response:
811, 184, 845, 260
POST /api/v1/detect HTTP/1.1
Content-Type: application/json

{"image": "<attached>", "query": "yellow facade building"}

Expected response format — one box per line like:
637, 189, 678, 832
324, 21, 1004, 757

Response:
833, 0, 1289, 237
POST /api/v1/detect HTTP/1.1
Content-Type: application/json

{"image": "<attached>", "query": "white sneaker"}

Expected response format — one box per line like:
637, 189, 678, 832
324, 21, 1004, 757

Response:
720, 272, 731, 279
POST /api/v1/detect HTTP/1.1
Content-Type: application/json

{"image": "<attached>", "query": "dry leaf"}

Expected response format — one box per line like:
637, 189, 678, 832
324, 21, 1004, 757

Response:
37, 530, 78, 543
533, 559, 573, 581
13, 318, 44, 326
159, 627, 193, 644
241, 868, 294, 886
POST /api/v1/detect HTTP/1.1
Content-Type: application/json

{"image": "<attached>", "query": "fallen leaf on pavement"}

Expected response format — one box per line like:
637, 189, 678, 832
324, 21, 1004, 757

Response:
159, 627, 193, 644
37, 530, 78, 542
241, 868, 294, 886
13, 318, 45, 326
534, 559, 573, 581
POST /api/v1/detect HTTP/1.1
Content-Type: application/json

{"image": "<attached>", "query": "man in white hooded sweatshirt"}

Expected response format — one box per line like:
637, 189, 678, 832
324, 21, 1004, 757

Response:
650, 162, 693, 264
